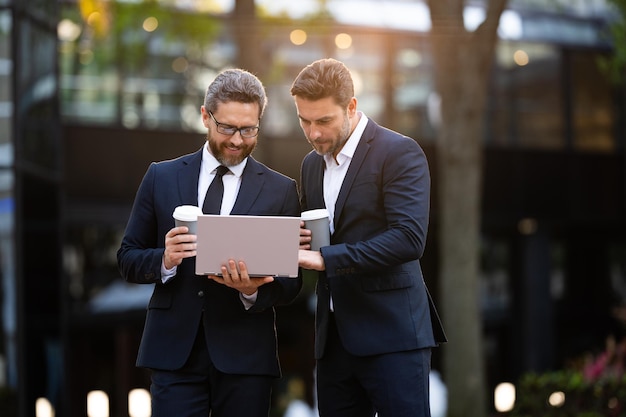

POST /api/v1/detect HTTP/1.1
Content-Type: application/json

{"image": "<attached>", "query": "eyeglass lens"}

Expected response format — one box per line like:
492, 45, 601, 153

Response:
210, 111, 259, 138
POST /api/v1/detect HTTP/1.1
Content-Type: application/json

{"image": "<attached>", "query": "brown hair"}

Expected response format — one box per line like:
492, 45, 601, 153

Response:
290, 58, 354, 108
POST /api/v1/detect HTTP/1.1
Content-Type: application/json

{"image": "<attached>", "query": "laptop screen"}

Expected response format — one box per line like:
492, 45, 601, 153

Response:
195, 214, 301, 278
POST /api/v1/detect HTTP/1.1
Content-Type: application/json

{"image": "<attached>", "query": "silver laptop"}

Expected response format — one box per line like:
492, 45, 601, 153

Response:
195, 214, 301, 277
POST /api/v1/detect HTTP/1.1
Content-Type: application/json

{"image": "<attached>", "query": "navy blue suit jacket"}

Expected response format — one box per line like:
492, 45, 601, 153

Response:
118, 147, 302, 377
300, 119, 446, 359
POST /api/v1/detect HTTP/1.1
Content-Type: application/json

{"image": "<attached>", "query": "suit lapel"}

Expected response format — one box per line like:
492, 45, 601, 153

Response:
177, 148, 203, 206
309, 154, 326, 209
333, 121, 374, 230
230, 157, 264, 215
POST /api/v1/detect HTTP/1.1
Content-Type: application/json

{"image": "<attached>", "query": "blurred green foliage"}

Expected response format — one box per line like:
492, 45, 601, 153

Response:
510, 337, 626, 417
65, 0, 221, 73
510, 371, 626, 417
599, 0, 626, 84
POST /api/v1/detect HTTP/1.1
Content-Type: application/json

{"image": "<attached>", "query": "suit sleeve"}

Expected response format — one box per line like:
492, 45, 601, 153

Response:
321, 137, 430, 276
117, 163, 165, 284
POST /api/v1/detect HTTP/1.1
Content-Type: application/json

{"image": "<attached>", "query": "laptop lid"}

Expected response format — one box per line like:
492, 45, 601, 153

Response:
195, 214, 301, 278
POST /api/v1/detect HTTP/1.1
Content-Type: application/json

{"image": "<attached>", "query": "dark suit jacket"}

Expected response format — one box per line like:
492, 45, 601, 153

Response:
118, 148, 302, 377
300, 119, 446, 359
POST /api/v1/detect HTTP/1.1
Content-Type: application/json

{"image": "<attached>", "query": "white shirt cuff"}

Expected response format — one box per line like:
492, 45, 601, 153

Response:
240, 291, 258, 310
161, 259, 177, 283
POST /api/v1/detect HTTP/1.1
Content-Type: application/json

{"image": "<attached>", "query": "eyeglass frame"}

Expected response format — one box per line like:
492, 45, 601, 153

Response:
208, 111, 260, 138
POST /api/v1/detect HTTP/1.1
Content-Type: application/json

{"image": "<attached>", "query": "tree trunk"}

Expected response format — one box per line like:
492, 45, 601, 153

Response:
234, 0, 262, 73
427, 1, 507, 416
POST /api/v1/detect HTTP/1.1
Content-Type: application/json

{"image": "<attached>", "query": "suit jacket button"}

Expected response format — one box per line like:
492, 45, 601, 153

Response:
197, 291, 204, 297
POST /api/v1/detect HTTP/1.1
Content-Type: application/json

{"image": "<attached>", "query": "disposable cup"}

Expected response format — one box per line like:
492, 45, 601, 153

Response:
301, 209, 330, 251
172, 205, 203, 234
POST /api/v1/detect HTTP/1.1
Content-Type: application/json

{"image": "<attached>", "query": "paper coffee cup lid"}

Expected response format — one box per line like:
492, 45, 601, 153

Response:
301, 208, 329, 221
173, 205, 203, 221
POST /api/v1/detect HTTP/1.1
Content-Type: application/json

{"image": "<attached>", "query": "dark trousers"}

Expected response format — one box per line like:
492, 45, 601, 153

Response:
316, 314, 432, 417
150, 324, 273, 417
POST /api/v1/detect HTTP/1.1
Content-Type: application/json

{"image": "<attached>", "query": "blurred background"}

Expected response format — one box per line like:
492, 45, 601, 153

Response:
0, 0, 625, 416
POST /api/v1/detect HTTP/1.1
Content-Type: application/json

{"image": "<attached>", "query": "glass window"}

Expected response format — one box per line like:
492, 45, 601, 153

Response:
17, 20, 60, 171
0, 9, 11, 152
0, 5, 14, 395
65, 223, 149, 314
489, 41, 564, 149
333, 32, 387, 121
393, 37, 435, 142
609, 243, 626, 312
58, 3, 222, 130
480, 237, 511, 315
570, 51, 615, 152
17, 0, 57, 18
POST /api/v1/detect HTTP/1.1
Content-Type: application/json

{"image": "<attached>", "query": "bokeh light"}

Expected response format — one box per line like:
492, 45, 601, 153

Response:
290, 29, 307, 45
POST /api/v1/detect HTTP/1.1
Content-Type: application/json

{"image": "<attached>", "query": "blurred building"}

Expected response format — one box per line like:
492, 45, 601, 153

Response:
0, 0, 625, 416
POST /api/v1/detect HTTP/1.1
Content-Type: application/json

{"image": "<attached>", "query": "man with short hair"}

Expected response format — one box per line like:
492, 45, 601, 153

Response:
118, 68, 302, 417
292, 58, 446, 417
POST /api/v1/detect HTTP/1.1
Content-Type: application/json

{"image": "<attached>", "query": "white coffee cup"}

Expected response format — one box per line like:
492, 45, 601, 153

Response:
301, 209, 330, 251
172, 205, 203, 234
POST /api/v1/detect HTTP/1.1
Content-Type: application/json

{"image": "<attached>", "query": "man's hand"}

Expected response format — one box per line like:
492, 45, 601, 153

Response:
298, 249, 325, 271
163, 226, 197, 270
208, 260, 274, 296
299, 220, 312, 249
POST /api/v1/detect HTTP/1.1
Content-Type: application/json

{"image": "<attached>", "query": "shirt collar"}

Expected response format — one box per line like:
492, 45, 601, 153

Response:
202, 143, 247, 177
324, 112, 369, 167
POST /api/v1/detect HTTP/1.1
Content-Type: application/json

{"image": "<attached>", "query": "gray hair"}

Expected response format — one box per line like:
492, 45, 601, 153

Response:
204, 68, 268, 118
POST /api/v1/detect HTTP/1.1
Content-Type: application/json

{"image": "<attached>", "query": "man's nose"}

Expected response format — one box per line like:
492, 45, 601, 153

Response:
229, 131, 244, 145
308, 126, 322, 139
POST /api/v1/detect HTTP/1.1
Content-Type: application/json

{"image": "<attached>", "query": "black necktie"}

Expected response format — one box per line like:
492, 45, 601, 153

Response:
203, 165, 230, 214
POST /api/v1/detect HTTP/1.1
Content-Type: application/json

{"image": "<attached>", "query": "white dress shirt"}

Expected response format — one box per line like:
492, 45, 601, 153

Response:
322, 112, 368, 311
322, 112, 368, 234
197, 145, 246, 215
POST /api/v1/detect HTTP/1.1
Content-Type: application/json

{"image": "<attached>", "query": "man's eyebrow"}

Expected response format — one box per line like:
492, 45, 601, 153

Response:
298, 114, 333, 123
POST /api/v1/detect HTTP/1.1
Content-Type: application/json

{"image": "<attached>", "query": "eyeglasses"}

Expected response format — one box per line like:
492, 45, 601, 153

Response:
208, 111, 260, 138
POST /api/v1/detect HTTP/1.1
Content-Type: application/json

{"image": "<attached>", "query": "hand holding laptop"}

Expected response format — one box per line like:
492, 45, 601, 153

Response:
207, 259, 275, 295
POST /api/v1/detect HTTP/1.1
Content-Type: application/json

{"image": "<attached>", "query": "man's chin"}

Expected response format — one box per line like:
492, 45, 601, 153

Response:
314, 147, 333, 158
219, 152, 249, 167
221, 158, 240, 166
311, 144, 327, 155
